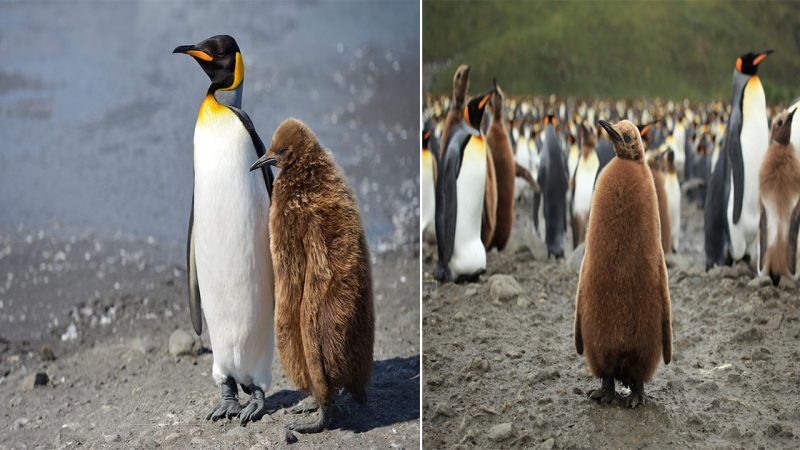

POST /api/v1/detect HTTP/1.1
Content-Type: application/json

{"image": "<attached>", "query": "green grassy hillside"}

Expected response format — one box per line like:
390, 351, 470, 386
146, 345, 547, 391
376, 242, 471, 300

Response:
424, 1, 800, 102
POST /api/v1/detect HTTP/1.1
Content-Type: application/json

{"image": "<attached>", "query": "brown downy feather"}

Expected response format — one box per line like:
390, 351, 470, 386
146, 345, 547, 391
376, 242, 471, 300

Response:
485, 80, 516, 251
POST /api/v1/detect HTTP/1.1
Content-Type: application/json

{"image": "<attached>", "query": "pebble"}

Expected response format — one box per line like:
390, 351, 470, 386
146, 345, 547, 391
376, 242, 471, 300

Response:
285, 429, 299, 444
766, 423, 794, 438
516, 297, 531, 307
536, 438, 556, 450
697, 381, 719, 393
732, 327, 764, 343
104, 434, 122, 443
433, 403, 455, 418
40, 346, 56, 361
488, 275, 523, 302
13, 417, 29, 429
21, 372, 49, 390
168, 329, 196, 356
748, 276, 772, 288
487, 422, 515, 442
464, 358, 490, 373
464, 287, 478, 297
131, 336, 155, 355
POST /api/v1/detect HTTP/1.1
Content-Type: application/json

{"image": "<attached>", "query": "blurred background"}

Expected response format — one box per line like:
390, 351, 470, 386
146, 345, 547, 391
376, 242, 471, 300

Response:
424, 1, 800, 101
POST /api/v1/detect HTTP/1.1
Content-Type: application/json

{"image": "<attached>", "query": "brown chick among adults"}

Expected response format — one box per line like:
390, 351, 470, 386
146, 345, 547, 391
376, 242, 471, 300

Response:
250, 118, 375, 433
574, 119, 672, 408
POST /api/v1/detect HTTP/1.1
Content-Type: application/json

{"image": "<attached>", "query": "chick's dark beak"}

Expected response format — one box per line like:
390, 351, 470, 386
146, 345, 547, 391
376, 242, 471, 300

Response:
598, 120, 622, 142
250, 155, 277, 172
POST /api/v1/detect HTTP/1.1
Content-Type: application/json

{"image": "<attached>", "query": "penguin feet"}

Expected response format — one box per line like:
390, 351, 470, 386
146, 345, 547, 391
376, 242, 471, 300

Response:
285, 396, 319, 414
207, 377, 243, 421
433, 264, 452, 283
588, 377, 615, 404
625, 381, 646, 408
288, 403, 331, 434
240, 385, 269, 427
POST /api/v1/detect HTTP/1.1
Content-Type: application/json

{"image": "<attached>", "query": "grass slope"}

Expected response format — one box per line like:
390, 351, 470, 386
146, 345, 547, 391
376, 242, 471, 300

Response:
424, 1, 800, 102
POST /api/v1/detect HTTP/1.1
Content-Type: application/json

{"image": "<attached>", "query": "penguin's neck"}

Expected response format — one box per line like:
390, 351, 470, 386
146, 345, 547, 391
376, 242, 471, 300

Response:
209, 84, 244, 109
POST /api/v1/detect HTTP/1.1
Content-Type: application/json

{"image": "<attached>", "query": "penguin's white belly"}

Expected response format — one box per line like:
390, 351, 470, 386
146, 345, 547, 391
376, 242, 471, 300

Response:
515, 142, 531, 198
450, 138, 486, 277
672, 126, 686, 174
790, 101, 800, 161
421, 150, 436, 234
193, 110, 274, 390
727, 93, 768, 259
573, 154, 598, 220
665, 173, 681, 249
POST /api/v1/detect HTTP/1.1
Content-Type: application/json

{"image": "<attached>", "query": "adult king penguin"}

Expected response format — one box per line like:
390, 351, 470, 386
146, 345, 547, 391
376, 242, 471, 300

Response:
726, 50, 773, 263
434, 90, 494, 282
174, 35, 275, 426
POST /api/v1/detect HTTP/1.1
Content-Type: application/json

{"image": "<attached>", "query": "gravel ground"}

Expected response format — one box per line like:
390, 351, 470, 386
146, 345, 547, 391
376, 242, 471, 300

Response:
0, 227, 420, 449
422, 201, 800, 449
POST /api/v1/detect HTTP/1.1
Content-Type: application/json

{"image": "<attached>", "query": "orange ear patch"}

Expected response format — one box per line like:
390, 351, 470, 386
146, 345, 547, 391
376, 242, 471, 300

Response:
187, 50, 213, 62
736, 57, 742, 73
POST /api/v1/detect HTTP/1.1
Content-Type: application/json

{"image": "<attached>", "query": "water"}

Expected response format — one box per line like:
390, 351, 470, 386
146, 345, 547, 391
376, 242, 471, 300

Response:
0, 0, 420, 248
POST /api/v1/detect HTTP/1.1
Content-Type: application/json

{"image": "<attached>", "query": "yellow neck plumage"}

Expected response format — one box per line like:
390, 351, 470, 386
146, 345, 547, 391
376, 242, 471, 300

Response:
219, 52, 244, 91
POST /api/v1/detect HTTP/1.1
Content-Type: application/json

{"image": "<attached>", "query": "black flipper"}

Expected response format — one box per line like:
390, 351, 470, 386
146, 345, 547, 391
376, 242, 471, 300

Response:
726, 103, 744, 224
187, 196, 203, 336
434, 125, 469, 282
759, 202, 767, 273
788, 199, 800, 276
225, 105, 275, 198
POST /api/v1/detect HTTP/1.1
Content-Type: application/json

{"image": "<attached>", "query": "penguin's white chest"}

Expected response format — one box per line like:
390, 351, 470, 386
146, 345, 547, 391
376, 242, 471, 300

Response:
728, 77, 768, 257
450, 137, 486, 276
665, 173, 681, 249
421, 149, 436, 233
573, 152, 599, 219
192, 103, 274, 390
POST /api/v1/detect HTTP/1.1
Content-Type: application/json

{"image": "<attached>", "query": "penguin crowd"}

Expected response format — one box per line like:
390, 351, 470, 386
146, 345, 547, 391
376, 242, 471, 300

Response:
423, 50, 799, 406
175, 35, 374, 432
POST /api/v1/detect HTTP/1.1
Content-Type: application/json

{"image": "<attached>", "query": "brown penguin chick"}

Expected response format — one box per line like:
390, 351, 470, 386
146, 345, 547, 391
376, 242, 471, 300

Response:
574, 120, 672, 408
440, 64, 471, 153
250, 118, 374, 433
647, 150, 673, 253
485, 79, 516, 251
759, 109, 800, 284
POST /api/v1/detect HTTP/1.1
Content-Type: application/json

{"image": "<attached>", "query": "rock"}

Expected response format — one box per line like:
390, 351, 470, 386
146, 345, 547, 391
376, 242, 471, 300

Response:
748, 276, 772, 288
13, 417, 29, 429
104, 434, 122, 443
531, 370, 560, 384
666, 380, 684, 392
723, 427, 741, 439
465, 358, 490, 373
697, 381, 719, 393
131, 336, 155, 355
732, 327, 764, 343
487, 422, 515, 442
168, 329, 197, 356
39, 346, 56, 361
516, 297, 531, 307
285, 429, 299, 444
536, 438, 556, 450
464, 287, 478, 298
21, 372, 49, 390
687, 413, 704, 426
665, 253, 690, 271
766, 423, 793, 438
433, 403, 455, 418
488, 275, 523, 302
566, 243, 585, 273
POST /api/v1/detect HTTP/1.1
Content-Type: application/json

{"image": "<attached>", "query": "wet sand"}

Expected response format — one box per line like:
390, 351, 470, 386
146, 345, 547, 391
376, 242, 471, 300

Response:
423, 202, 800, 448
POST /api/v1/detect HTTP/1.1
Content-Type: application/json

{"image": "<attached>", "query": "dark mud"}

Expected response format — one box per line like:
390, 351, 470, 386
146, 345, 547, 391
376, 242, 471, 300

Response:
423, 202, 800, 449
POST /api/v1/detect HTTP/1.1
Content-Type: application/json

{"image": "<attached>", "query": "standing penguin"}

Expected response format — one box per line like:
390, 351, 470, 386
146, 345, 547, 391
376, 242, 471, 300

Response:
705, 136, 732, 270
174, 35, 275, 426
422, 120, 439, 238
758, 109, 800, 285
440, 64, 471, 160
663, 149, 681, 252
434, 90, 493, 282
647, 151, 673, 253
486, 79, 517, 251
250, 118, 374, 433
575, 119, 672, 408
726, 50, 773, 263
570, 122, 599, 247
534, 115, 569, 258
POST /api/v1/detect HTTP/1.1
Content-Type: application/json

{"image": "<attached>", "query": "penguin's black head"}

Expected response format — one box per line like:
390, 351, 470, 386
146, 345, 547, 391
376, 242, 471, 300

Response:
422, 120, 435, 149
463, 89, 493, 131
598, 119, 644, 162
736, 50, 773, 76
174, 35, 243, 92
